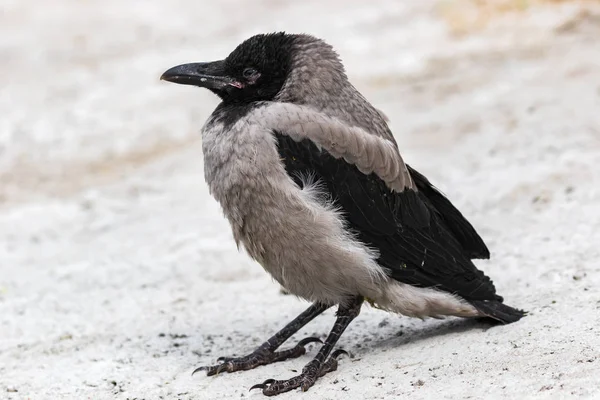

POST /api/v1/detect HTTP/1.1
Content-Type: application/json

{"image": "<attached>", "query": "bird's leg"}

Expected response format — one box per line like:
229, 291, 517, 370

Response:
195, 303, 330, 376
250, 296, 363, 396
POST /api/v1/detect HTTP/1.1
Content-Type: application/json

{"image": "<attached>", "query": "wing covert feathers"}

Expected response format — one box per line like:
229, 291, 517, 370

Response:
256, 103, 414, 192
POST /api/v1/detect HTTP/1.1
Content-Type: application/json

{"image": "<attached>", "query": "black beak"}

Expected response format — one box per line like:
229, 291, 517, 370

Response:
160, 60, 235, 90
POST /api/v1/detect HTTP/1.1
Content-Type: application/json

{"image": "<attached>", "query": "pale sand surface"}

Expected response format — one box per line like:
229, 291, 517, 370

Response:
1, 1, 599, 399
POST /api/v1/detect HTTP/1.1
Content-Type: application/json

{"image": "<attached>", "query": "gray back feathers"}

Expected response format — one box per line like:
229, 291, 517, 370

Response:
253, 102, 414, 191
276, 35, 397, 143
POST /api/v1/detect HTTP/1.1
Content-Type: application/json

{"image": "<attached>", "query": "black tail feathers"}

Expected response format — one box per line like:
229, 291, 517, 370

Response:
471, 300, 527, 324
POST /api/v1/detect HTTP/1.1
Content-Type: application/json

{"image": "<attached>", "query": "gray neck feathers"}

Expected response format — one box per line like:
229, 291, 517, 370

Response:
276, 35, 393, 141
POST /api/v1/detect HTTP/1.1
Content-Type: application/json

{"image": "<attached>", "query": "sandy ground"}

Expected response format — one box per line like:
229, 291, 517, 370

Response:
1, 1, 600, 399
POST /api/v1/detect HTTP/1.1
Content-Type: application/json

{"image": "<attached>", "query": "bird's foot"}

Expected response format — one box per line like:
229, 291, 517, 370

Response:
250, 349, 348, 396
193, 337, 322, 376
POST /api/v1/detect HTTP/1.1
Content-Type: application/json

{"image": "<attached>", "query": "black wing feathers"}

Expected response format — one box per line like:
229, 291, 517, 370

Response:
406, 165, 490, 259
274, 132, 500, 302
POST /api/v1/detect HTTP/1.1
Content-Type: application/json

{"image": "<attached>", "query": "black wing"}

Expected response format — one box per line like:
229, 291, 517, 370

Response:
406, 165, 490, 259
275, 132, 500, 302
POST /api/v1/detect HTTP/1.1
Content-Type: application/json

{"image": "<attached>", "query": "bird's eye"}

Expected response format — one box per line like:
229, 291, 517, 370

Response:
243, 68, 258, 78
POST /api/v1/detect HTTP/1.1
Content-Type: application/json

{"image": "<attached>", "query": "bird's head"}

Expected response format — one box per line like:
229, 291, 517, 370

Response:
161, 32, 347, 104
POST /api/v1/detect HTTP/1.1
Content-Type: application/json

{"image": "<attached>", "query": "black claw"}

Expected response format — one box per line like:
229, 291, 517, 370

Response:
249, 379, 275, 391
249, 383, 265, 391
191, 366, 207, 376
214, 363, 228, 375
331, 349, 350, 359
297, 337, 323, 347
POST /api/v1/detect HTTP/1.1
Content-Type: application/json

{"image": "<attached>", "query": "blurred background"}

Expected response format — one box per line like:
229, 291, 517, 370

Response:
1, 1, 599, 399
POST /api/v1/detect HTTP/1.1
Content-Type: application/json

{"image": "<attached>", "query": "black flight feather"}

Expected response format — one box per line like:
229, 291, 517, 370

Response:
406, 165, 490, 259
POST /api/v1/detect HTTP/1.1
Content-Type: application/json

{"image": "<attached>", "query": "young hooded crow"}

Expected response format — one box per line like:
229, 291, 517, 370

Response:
161, 32, 525, 396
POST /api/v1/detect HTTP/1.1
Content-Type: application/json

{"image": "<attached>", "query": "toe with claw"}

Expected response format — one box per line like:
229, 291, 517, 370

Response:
249, 349, 349, 396
318, 349, 349, 376
193, 336, 322, 376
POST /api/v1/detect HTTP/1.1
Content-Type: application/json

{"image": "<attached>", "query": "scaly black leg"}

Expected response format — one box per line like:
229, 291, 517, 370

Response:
250, 296, 363, 396
194, 302, 330, 376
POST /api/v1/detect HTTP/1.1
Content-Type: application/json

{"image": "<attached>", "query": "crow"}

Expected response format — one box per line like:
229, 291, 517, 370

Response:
161, 32, 525, 396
